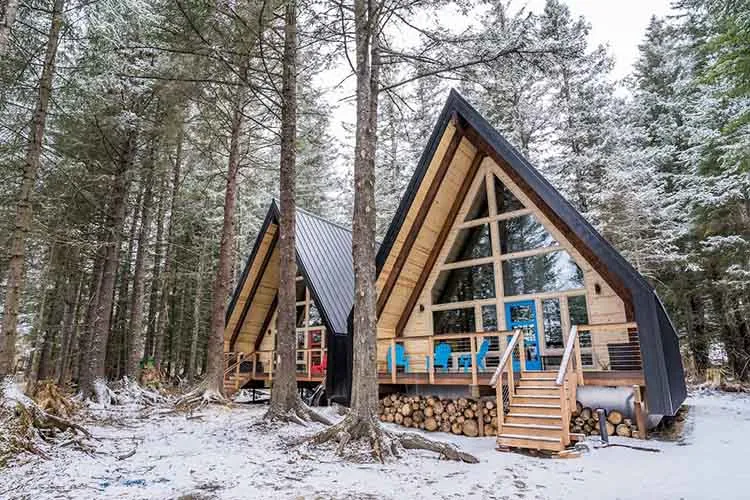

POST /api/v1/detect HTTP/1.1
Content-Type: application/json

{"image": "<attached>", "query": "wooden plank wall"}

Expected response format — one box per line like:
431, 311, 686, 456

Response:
232, 245, 281, 353
377, 131, 478, 337
224, 225, 278, 350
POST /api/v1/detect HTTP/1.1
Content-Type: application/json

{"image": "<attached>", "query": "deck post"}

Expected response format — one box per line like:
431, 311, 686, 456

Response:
495, 375, 503, 435
633, 385, 647, 439
428, 337, 435, 384
234, 353, 242, 390
518, 331, 526, 371
574, 328, 584, 385
470, 335, 478, 386
390, 339, 397, 384
252, 353, 257, 380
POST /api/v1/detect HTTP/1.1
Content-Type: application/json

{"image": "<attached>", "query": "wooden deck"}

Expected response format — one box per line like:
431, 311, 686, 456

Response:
377, 370, 644, 387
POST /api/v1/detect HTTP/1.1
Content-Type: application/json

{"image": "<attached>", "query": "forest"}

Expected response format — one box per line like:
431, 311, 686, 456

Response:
0, 0, 748, 414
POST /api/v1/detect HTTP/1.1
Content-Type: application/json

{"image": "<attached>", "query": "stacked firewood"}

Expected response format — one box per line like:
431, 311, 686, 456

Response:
378, 394, 499, 437
569, 402, 640, 437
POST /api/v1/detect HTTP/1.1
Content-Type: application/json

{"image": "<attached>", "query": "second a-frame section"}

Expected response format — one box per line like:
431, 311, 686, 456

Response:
223, 202, 355, 399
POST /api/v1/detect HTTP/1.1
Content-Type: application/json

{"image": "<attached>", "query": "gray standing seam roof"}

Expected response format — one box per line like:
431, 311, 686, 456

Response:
225, 201, 361, 340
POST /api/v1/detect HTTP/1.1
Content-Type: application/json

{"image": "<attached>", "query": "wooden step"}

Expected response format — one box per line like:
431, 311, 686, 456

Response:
515, 386, 559, 396
517, 379, 557, 388
512, 394, 560, 405
505, 413, 563, 426
509, 403, 562, 416
501, 422, 563, 439
497, 433, 564, 452
520, 371, 557, 380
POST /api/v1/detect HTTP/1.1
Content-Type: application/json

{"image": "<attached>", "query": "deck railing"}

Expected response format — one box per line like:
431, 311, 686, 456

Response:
489, 329, 523, 433
223, 347, 327, 383
377, 331, 511, 385
554, 325, 582, 446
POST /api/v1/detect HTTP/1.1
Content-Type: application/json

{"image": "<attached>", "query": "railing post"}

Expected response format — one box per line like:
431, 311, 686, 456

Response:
495, 377, 503, 436
470, 335, 478, 386
269, 351, 274, 383
390, 339, 397, 384
574, 327, 584, 385
234, 353, 242, 390
252, 353, 257, 379
428, 337, 435, 384
518, 330, 526, 371
507, 356, 515, 404
561, 375, 571, 446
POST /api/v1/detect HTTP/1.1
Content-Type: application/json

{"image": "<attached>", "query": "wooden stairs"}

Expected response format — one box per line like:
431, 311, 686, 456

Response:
223, 353, 254, 397
497, 370, 571, 452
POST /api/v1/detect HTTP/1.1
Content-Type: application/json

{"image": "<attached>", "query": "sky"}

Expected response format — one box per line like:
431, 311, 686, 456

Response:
528, 0, 675, 79
322, 0, 677, 145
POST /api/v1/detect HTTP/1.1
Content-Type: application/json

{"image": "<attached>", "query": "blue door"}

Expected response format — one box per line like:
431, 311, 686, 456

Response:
505, 300, 542, 371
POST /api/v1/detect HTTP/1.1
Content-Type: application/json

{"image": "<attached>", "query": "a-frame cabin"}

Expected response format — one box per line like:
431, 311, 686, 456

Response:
223, 202, 355, 400
330, 90, 686, 451
226, 91, 686, 453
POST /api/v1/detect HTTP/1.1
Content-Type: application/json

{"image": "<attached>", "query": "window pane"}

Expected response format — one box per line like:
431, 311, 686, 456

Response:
465, 185, 489, 221
308, 302, 322, 326
542, 298, 563, 349
433, 308, 476, 334
433, 264, 496, 304
502, 250, 584, 296
446, 224, 492, 263
498, 214, 557, 254
482, 305, 497, 332
296, 281, 305, 302
494, 176, 524, 214
568, 295, 591, 347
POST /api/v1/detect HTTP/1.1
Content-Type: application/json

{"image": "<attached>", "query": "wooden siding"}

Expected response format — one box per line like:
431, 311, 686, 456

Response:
231, 244, 280, 353
376, 132, 478, 335
224, 224, 278, 350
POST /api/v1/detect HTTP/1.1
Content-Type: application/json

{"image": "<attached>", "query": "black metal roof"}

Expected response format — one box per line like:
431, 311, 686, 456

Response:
225, 201, 357, 338
371, 90, 686, 416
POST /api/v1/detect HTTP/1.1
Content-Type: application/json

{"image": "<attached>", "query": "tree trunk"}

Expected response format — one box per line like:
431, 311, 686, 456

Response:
111, 180, 144, 378
75, 247, 105, 382
154, 126, 184, 371
268, 0, 299, 417
55, 270, 81, 384
0, 0, 65, 377
349, 0, 380, 421
687, 292, 709, 373
187, 239, 208, 384
0, 0, 18, 56
147, 181, 166, 366
203, 74, 246, 398
79, 131, 136, 399
127, 150, 156, 379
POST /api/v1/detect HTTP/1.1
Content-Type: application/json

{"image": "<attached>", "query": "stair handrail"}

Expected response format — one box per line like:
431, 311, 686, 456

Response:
555, 325, 579, 386
223, 352, 246, 376
489, 329, 522, 388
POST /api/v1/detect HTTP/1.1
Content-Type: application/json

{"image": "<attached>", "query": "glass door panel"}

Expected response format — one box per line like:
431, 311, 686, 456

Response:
505, 300, 542, 371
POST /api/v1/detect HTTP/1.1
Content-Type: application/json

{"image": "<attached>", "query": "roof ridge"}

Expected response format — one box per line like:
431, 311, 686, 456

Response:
293, 204, 353, 234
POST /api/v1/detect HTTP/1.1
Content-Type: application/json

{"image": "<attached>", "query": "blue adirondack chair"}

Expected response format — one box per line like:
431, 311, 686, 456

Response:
428, 342, 452, 372
386, 344, 410, 373
459, 339, 491, 372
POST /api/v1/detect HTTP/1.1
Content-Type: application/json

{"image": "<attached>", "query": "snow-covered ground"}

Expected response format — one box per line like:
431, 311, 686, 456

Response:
2, 391, 748, 499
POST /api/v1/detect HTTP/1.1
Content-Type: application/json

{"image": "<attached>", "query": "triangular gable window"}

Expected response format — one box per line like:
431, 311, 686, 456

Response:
464, 184, 489, 221
494, 175, 524, 214
445, 224, 492, 263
